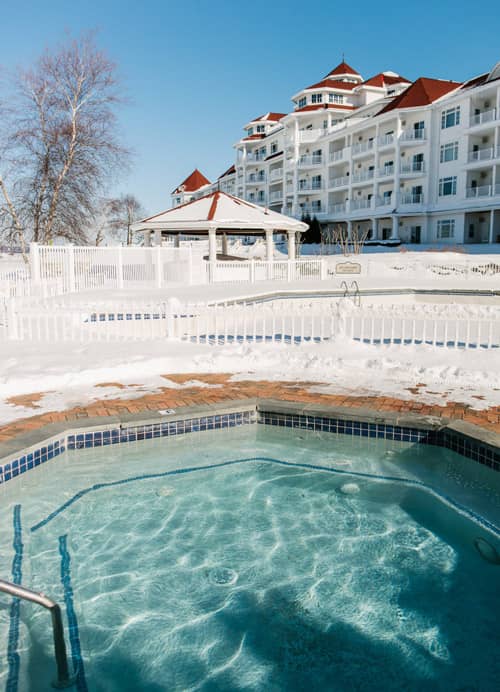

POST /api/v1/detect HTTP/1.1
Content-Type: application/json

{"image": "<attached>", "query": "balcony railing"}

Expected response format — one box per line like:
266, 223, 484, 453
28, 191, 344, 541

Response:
467, 146, 500, 163
269, 168, 284, 180
329, 175, 350, 188
376, 195, 392, 207
269, 190, 283, 202
329, 203, 347, 214
400, 161, 426, 174
246, 152, 266, 162
466, 185, 492, 198
351, 169, 375, 183
400, 128, 426, 142
378, 165, 395, 177
246, 174, 266, 184
469, 108, 498, 127
351, 140, 375, 155
296, 129, 323, 143
298, 154, 323, 167
297, 181, 323, 191
378, 134, 395, 147
400, 192, 424, 204
299, 205, 323, 216
329, 149, 346, 162
350, 197, 373, 211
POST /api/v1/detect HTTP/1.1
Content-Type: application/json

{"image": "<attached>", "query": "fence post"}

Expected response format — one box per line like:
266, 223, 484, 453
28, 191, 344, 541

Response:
250, 259, 255, 283
30, 242, 41, 282
156, 246, 162, 288
188, 246, 193, 285
67, 246, 76, 292
287, 260, 293, 282
320, 258, 327, 281
117, 246, 124, 289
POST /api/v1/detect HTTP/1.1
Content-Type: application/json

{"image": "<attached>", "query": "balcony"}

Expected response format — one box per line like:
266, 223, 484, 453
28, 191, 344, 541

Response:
376, 195, 393, 207
297, 180, 323, 192
400, 192, 424, 205
329, 202, 347, 215
466, 185, 493, 198
269, 190, 283, 203
378, 165, 395, 178
296, 129, 323, 143
298, 154, 323, 167
378, 134, 395, 148
299, 205, 323, 216
269, 168, 284, 181
350, 197, 373, 211
329, 149, 346, 163
246, 173, 266, 184
246, 152, 266, 162
400, 128, 426, 143
400, 161, 426, 175
351, 140, 375, 156
469, 108, 498, 127
351, 169, 375, 184
467, 146, 500, 163
329, 175, 350, 188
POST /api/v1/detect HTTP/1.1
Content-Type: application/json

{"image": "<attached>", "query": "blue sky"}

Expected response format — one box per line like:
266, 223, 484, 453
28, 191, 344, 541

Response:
2, 1, 500, 214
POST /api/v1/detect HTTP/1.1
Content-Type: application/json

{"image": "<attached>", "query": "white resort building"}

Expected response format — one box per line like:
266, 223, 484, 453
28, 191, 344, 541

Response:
171, 60, 500, 245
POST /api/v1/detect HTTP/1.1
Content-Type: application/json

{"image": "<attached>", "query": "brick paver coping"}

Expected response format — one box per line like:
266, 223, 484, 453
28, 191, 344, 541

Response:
1, 374, 499, 443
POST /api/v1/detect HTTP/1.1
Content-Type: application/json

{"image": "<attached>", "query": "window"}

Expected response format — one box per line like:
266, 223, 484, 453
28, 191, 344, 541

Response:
312, 200, 321, 212
175, 197, 181, 205
438, 176, 457, 196
441, 106, 460, 129
312, 175, 322, 189
437, 219, 455, 238
247, 127, 254, 136
311, 93, 323, 104
270, 142, 278, 154
298, 97, 307, 108
383, 190, 392, 202
328, 93, 344, 104
440, 141, 459, 162
256, 124, 265, 133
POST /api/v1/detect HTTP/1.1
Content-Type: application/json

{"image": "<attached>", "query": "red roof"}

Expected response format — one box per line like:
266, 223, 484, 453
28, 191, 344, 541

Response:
379, 77, 462, 114
305, 78, 358, 91
326, 61, 360, 78
218, 164, 236, 179
295, 103, 355, 113
361, 73, 410, 88
250, 112, 286, 123
242, 134, 266, 141
172, 168, 211, 194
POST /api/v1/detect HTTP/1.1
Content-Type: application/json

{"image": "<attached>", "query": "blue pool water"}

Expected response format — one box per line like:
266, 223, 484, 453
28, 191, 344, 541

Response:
1, 426, 499, 691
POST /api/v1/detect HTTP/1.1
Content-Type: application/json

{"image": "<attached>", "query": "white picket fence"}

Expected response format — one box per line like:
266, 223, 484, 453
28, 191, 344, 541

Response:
4, 299, 499, 350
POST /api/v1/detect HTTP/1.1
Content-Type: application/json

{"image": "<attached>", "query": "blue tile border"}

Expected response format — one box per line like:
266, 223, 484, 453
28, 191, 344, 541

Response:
0, 406, 498, 491
257, 412, 500, 472
6, 504, 23, 692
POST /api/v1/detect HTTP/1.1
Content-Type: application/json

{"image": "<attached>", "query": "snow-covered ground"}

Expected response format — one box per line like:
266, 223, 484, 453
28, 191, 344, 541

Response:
0, 335, 499, 426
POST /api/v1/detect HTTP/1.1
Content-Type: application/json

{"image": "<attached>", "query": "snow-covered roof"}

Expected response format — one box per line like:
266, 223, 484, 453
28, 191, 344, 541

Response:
132, 191, 307, 234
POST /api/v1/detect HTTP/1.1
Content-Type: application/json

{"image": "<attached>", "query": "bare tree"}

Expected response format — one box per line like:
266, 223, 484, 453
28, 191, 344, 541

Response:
106, 194, 146, 245
332, 224, 369, 256
0, 33, 129, 248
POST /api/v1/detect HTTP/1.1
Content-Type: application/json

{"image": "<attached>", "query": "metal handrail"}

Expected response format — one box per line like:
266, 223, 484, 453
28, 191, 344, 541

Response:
340, 280, 361, 307
0, 578, 76, 689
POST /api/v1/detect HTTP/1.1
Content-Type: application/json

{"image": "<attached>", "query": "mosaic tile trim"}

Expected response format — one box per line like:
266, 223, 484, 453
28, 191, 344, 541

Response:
257, 412, 500, 472
0, 438, 66, 485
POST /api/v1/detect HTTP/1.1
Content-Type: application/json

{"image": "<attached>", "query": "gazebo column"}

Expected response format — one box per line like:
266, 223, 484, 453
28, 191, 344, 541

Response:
222, 233, 228, 256
265, 229, 274, 280
287, 230, 296, 261
174, 233, 180, 248
144, 230, 152, 247
154, 230, 162, 246
208, 228, 217, 284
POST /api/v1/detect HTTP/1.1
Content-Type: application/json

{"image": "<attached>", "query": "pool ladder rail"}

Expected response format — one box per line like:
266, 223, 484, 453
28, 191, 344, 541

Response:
0, 577, 77, 689
341, 280, 361, 307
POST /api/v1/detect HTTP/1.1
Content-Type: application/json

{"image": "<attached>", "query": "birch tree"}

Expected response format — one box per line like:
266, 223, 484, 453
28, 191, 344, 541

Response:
0, 33, 129, 247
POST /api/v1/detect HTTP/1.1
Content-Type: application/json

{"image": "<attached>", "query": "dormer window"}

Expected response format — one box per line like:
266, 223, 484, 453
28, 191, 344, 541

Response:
256, 125, 265, 133
247, 127, 254, 136
298, 97, 307, 108
329, 93, 344, 104
311, 93, 323, 104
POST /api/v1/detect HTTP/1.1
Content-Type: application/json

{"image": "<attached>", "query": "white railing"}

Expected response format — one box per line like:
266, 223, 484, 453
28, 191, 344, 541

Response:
400, 161, 425, 174
269, 168, 284, 181
378, 165, 394, 177
378, 134, 395, 147
329, 176, 350, 188
351, 140, 375, 155
298, 154, 323, 167
351, 169, 374, 183
7, 299, 498, 349
400, 192, 423, 204
467, 146, 500, 162
329, 203, 347, 214
329, 149, 346, 162
246, 174, 266, 184
269, 190, 283, 202
297, 129, 323, 143
400, 128, 426, 142
350, 198, 373, 211
376, 195, 392, 207
466, 185, 492, 198
297, 181, 323, 191
32, 244, 194, 293
470, 108, 497, 127
208, 258, 325, 284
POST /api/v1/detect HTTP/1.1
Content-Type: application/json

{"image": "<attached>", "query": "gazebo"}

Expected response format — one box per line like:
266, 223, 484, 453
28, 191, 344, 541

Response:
131, 191, 307, 262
